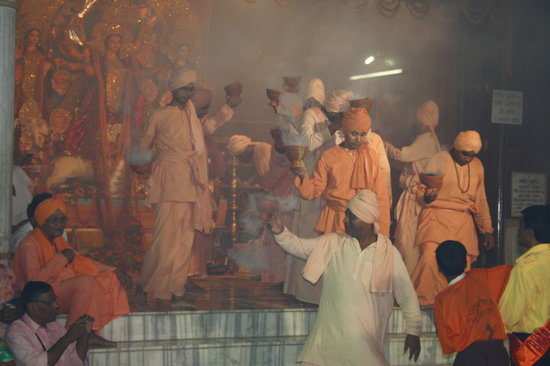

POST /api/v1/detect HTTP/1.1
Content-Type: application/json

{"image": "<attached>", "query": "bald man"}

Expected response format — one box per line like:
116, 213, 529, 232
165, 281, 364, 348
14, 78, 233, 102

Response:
411, 130, 495, 307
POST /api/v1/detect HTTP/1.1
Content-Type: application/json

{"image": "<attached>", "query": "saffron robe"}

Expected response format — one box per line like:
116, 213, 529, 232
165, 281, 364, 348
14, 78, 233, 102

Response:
295, 144, 390, 236
385, 131, 440, 273
12, 233, 129, 331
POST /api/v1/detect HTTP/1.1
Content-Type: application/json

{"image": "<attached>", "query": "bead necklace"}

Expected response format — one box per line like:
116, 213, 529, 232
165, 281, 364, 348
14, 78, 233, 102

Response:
453, 160, 471, 193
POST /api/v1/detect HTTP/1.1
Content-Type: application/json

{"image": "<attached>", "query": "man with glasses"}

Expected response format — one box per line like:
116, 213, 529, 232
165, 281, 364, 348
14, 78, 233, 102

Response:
411, 130, 495, 306
5, 281, 93, 365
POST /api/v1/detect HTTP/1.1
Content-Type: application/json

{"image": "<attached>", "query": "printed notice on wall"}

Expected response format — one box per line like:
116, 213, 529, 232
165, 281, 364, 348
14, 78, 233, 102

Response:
511, 172, 547, 217
492, 90, 523, 125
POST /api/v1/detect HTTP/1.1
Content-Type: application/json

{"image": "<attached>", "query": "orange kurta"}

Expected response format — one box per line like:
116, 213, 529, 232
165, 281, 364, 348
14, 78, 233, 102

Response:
434, 266, 512, 354
12, 232, 129, 331
295, 144, 390, 236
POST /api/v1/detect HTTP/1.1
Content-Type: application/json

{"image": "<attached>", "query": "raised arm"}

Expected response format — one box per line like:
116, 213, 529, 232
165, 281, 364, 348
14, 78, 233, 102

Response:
201, 104, 234, 136
14, 238, 68, 284
267, 216, 319, 260
294, 154, 329, 200
301, 108, 331, 152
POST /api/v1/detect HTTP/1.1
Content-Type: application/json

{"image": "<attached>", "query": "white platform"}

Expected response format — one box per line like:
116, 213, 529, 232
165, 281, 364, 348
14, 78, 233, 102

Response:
72, 307, 455, 365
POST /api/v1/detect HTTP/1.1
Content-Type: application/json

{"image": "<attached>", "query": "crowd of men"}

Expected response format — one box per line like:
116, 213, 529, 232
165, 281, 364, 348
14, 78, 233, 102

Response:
2, 70, 548, 366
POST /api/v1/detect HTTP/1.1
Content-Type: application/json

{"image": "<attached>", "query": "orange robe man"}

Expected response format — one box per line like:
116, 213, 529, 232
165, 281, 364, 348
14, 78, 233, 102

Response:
11, 196, 130, 332
139, 69, 205, 305
293, 108, 390, 237
412, 130, 495, 307
385, 100, 441, 273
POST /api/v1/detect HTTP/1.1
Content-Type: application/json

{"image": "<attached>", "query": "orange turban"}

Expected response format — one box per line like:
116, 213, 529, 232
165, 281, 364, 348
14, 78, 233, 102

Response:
35, 195, 67, 226
191, 87, 212, 110
342, 108, 372, 135
453, 130, 482, 154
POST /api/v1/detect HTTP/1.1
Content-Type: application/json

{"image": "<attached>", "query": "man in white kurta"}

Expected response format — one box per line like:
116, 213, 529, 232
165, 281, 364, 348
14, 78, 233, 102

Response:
385, 100, 441, 273
269, 190, 422, 366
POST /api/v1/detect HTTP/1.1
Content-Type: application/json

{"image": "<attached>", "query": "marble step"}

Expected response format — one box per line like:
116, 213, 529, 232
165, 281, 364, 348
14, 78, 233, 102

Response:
87, 332, 454, 366
90, 307, 436, 342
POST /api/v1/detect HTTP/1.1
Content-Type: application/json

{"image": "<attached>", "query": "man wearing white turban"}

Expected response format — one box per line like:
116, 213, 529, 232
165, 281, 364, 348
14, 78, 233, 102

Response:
385, 100, 441, 273
411, 130, 495, 307
266, 189, 422, 366
137, 69, 211, 310
227, 135, 272, 177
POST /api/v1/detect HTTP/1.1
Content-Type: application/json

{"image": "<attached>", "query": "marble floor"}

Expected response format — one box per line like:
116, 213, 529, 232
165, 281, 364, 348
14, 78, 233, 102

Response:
128, 275, 318, 312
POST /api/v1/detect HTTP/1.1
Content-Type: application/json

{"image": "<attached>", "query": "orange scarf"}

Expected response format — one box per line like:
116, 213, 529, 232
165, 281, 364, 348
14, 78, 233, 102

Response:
350, 142, 377, 190
33, 227, 99, 277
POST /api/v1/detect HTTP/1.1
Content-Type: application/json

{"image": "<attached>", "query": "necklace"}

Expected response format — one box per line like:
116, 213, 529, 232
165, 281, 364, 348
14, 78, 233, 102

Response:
453, 160, 470, 193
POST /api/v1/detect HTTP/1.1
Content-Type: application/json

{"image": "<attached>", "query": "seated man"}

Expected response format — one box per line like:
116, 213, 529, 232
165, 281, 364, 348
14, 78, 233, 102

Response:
434, 240, 511, 366
5, 281, 92, 366
11, 193, 55, 255
266, 190, 421, 366
11, 195, 130, 346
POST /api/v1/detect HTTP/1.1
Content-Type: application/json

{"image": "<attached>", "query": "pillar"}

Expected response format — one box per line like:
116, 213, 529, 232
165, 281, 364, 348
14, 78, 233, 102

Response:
0, 0, 17, 263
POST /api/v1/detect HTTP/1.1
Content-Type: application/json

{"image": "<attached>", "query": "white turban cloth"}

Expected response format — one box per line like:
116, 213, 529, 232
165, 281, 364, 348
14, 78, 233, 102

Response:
346, 189, 380, 226
324, 90, 355, 113
306, 78, 325, 105
416, 100, 439, 128
453, 130, 482, 154
347, 189, 394, 293
168, 69, 197, 91
227, 135, 252, 156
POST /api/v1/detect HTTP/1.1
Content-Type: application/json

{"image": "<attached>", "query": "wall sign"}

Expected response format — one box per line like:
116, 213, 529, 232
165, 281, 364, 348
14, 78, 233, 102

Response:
511, 172, 547, 217
492, 89, 523, 125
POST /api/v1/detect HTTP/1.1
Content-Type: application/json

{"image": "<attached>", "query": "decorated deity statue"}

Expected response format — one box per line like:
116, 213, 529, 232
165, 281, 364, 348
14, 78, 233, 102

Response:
15, 28, 52, 116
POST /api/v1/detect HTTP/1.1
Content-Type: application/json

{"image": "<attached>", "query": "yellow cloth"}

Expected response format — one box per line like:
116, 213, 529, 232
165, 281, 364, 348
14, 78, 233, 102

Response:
499, 243, 550, 333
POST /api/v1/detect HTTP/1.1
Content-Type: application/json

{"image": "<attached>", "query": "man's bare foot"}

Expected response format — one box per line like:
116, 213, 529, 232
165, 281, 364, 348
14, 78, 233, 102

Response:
89, 332, 117, 348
